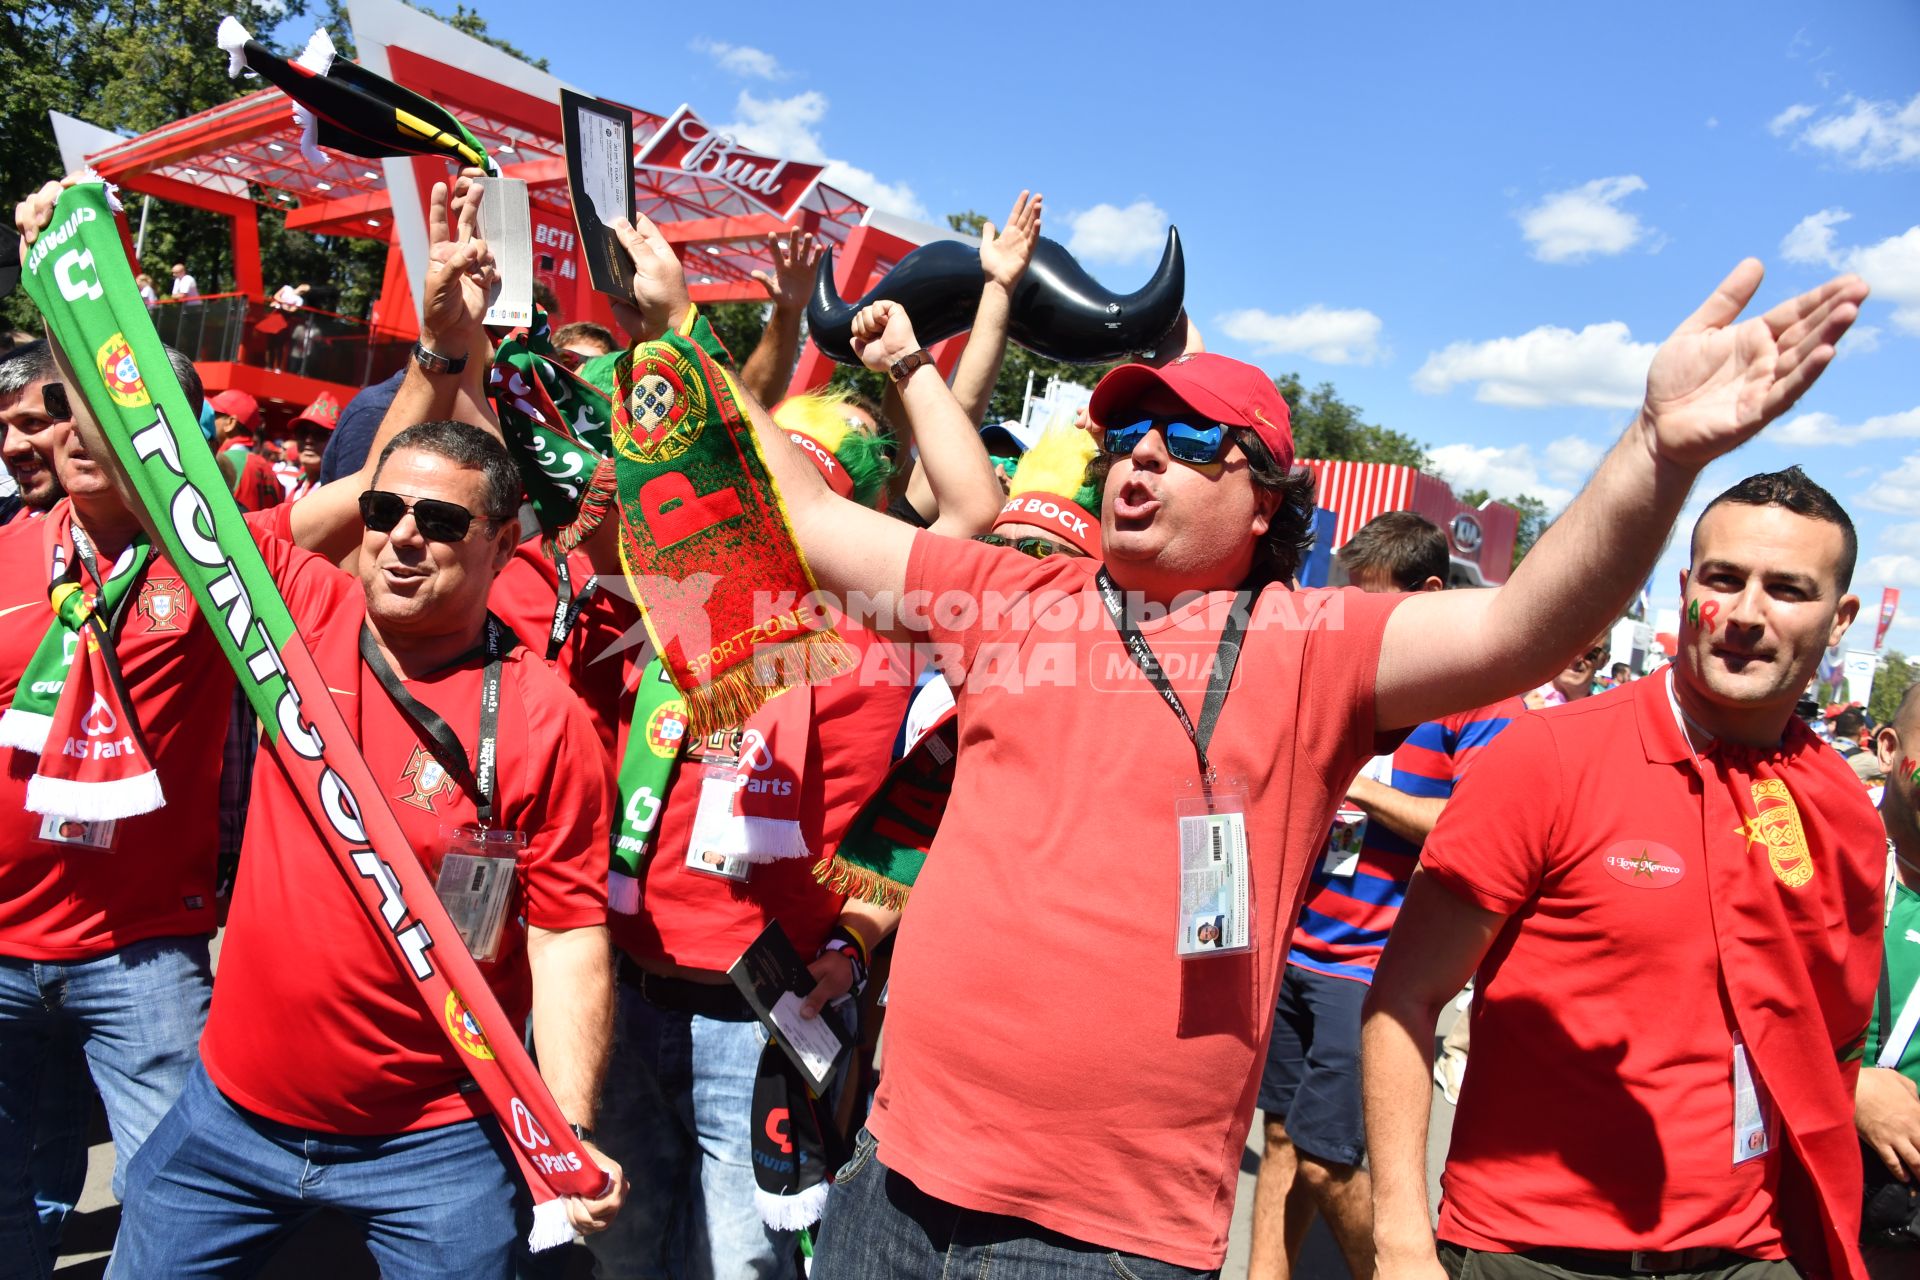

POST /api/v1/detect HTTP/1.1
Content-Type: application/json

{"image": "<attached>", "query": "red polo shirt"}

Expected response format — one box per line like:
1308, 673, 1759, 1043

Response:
1422, 668, 1882, 1268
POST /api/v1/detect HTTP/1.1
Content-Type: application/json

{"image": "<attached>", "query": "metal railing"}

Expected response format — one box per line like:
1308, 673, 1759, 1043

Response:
146, 294, 412, 390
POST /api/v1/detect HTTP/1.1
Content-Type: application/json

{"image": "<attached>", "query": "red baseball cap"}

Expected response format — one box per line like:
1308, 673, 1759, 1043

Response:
291, 392, 341, 433
207, 389, 262, 433
1088, 353, 1294, 471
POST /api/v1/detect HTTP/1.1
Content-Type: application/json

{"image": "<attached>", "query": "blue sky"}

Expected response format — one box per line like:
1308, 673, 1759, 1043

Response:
481, 0, 1919, 649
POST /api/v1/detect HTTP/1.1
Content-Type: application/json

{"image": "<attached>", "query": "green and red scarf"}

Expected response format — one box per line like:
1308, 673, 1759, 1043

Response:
598, 320, 852, 737
488, 308, 616, 538
0, 505, 163, 820
23, 180, 600, 1249
815, 711, 955, 908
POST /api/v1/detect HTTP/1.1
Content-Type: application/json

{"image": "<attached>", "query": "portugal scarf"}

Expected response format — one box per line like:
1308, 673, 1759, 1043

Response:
488, 308, 616, 538
603, 324, 852, 736
23, 180, 601, 1249
816, 710, 955, 908
0, 504, 163, 820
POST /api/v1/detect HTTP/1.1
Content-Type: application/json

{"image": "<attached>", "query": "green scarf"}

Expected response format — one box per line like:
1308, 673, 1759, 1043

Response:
0, 525, 149, 747
608, 656, 687, 913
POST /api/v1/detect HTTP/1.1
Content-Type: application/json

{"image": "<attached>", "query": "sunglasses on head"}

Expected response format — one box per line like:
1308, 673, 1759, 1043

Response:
358, 490, 487, 542
1099, 415, 1234, 465
972, 532, 1079, 559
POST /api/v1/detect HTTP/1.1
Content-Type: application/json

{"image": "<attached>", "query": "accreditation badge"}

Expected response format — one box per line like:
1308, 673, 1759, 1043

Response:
36, 813, 117, 850
1174, 774, 1252, 959
433, 824, 524, 963
1731, 1035, 1776, 1166
686, 767, 752, 882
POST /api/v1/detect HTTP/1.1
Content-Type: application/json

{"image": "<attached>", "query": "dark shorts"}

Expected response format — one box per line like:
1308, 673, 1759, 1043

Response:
1257, 963, 1367, 1167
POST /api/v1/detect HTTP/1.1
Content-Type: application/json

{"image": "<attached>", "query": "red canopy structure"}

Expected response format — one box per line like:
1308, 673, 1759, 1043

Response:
64, 0, 964, 421
1303, 459, 1519, 586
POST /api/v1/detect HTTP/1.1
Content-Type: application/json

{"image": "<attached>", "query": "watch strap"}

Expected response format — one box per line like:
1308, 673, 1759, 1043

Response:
412, 340, 469, 375
888, 349, 934, 384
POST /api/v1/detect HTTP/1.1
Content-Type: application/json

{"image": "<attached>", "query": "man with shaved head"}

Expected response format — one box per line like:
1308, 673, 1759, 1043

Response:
1857, 681, 1920, 1275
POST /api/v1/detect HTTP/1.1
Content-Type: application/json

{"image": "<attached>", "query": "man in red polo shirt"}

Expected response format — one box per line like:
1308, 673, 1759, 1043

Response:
609, 206, 1866, 1276
207, 389, 284, 513
1365, 467, 1881, 1280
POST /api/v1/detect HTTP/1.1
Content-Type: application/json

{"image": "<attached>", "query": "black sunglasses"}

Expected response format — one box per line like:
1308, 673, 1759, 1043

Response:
39, 383, 71, 422
1099, 415, 1234, 465
358, 489, 487, 542
972, 532, 1079, 559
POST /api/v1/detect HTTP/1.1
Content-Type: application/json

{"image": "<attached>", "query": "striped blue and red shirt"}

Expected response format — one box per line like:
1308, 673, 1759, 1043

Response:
1286, 696, 1527, 984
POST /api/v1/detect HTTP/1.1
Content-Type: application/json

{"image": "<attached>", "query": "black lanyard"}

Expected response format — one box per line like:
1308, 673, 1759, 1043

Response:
1094, 567, 1251, 783
360, 614, 512, 826
546, 554, 597, 662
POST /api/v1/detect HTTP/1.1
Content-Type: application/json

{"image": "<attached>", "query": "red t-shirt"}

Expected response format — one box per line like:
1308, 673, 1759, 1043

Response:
1421, 669, 1881, 1258
868, 533, 1403, 1270
224, 445, 284, 513
0, 505, 323, 961
200, 547, 612, 1135
488, 543, 638, 755
612, 622, 911, 972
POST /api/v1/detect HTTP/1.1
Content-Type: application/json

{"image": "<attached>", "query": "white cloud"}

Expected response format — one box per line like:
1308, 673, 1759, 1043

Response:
1705, 116, 1720, 130
1781, 207, 1851, 265
1860, 452, 1920, 513
1426, 435, 1605, 511
1879, 522, 1920, 554
718, 90, 927, 219
1787, 92, 1920, 169
1770, 103, 1817, 136
1780, 209, 1920, 334
1064, 201, 1168, 265
1772, 404, 1920, 447
1216, 305, 1385, 365
690, 39, 786, 80
1841, 324, 1884, 356
1863, 554, 1920, 589
1519, 175, 1652, 263
1413, 321, 1655, 409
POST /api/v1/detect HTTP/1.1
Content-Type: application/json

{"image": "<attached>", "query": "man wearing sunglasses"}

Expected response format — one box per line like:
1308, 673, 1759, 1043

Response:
609, 208, 1867, 1277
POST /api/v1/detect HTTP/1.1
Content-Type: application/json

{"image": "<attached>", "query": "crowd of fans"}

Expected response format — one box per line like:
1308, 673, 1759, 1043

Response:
0, 160, 1908, 1280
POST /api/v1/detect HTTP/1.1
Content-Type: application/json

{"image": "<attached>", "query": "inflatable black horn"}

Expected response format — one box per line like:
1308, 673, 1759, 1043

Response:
807, 227, 1184, 367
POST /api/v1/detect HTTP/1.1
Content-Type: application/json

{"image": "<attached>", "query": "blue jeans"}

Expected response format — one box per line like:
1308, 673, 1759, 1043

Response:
0, 934, 212, 1280
111, 1063, 525, 1278
583, 981, 791, 1280
812, 1129, 1217, 1280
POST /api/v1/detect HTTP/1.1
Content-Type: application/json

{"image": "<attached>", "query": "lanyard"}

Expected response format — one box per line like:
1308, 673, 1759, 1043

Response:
360, 614, 511, 827
546, 554, 597, 663
67, 524, 146, 639
1094, 567, 1251, 783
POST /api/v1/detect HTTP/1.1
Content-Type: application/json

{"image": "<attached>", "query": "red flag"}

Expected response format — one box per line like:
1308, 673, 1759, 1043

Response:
1874, 588, 1899, 651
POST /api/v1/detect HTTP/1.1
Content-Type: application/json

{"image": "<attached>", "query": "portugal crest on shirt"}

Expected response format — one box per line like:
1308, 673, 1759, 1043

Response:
1746, 778, 1813, 889
396, 744, 459, 813
136, 577, 188, 632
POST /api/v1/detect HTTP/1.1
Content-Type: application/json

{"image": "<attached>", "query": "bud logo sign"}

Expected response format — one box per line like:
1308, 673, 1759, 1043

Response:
635, 105, 826, 221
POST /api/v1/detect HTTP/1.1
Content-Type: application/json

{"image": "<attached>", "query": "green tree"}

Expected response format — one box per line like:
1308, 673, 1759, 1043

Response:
1458, 488, 1551, 571
1275, 372, 1428, 469
406, 2, 548, 70
1871, 649, 1917, 726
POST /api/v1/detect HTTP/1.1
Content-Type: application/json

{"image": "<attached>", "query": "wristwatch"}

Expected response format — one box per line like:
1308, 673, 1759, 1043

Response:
412, 340, 468, 375
569, 1122, 595, 1145
888, 349, 935, 384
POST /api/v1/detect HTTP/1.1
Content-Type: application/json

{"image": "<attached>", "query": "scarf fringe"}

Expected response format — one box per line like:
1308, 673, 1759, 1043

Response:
731, 818, 809, 865
607, 869, 640, 916
26, 768, 164, 821
553, 457, 617, 555
525, 1196, 576, 1253
754, 1181, 831, 1233
682, 632, 856, 740
0, 709, 53, 754
813, 854, 911, 911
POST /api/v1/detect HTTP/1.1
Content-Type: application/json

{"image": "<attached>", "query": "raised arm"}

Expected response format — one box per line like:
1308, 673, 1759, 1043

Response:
739, 229, 818, 406
1374, 261, 1868, 730
607, 214, 919, 635
289, 174, 495, 560
1363, 870, 1508, 1280
947, 190, 1041, 427
859, 302, 1003, 537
